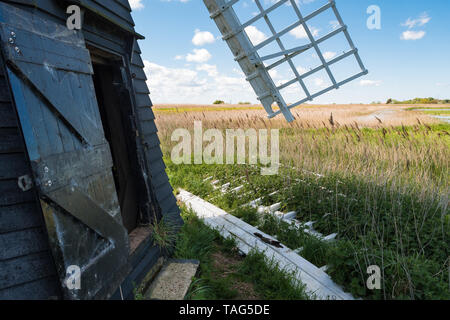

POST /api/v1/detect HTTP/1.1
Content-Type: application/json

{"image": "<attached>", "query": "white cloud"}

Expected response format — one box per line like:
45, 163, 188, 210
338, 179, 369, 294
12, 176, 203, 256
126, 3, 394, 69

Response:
192, 29, 215, 46
144, 60, 254, 104
402, 13, 431, 29
314, 78, 326, 88
160, 0, 190, 2
232, 68, 245, 77
145, 61, 205, 88
289, 25, 319, 39
323, 51, 337, 60
312, 52, 336, 60
400, 13, 429, 41
245, 26, 268, 45
268, 69, 280, 79
196, 64, 218, 77
129, 0, 144, 10
186, 48, 212, 63
360, 80, 382, 87
132, 0, 191, 10
297, 66, 308, 74
330, 20, 340, 30
401, 30, 426, 40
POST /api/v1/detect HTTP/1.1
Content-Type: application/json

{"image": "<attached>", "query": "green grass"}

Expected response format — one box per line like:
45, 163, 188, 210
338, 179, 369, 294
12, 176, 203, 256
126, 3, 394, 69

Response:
421, 110, 450, 116
237, 250, 309, 300
233, 206, 261, 226
149, 215, 178, 255
168, 162, 449, 300
165, 123, 449, 300
390, 98, 450, 104
280, 124, 450, 193
406, 107, 450, 116
174, 207, 309, 300
258, 214, 328, 267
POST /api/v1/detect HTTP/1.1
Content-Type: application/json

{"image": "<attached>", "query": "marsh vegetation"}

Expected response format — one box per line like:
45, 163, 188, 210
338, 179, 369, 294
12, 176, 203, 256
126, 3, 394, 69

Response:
157, 104, 449, 300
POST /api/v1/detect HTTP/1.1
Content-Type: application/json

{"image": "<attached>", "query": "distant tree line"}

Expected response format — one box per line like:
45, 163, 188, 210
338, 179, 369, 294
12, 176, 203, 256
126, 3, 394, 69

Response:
212, 100, 251, 105
386, 97, 450, 104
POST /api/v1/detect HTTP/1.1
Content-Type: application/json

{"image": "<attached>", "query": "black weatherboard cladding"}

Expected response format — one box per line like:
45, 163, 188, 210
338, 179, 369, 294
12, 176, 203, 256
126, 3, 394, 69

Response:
0, 0, 181, 299
0, 55, 61, 300
76, 0, 182, 223
130, 40, 182, 225
1, 0, 181, 227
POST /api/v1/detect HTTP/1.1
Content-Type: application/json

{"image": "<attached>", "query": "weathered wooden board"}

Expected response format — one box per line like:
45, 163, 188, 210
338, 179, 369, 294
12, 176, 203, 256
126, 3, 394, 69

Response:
0, 102, 19, 128
0, 179, 35, 206
0, 47, 61, 299
0, 128, 23, 154
0, 0, 182, 300
128, 39, 181, 225
0, 2, 131, 300
0, 203, 43, 234
0, 276, 61, 300
0, 228, 50, 261
0, 153, 30, 179
0, 252, 57, 289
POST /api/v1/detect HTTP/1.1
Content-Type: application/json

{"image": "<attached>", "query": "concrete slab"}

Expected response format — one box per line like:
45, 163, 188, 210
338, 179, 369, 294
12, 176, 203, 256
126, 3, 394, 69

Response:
145, 259, 200, 300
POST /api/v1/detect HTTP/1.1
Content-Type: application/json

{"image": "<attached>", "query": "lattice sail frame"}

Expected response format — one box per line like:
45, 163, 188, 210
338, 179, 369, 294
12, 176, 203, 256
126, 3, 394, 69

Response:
203, 0, 368, 122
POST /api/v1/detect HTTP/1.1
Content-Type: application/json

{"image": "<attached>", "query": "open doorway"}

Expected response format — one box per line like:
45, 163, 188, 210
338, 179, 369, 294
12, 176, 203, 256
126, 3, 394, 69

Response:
91, 55, 140, 234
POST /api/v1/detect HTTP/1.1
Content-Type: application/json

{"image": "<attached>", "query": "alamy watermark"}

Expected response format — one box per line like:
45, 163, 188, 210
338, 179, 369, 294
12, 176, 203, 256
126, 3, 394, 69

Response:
65, 265, 81, 290
367, 5, 381, 30
66, 5, 82, 30
171, 121, 280, 175
366, 265, 382, 290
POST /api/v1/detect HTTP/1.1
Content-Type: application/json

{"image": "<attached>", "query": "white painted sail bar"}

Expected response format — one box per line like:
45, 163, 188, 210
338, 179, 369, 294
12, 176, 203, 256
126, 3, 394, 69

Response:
203, 0, 295, 122
203, 0, 368, 122
177, 189, 354, 300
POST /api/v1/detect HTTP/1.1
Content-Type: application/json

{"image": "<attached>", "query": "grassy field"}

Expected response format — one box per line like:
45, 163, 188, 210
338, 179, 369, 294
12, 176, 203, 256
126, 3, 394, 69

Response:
155, 104, 449, 300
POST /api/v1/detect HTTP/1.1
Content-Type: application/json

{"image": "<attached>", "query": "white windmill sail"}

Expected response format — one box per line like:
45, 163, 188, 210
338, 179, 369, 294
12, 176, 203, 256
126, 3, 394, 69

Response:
203, 0, 368, 122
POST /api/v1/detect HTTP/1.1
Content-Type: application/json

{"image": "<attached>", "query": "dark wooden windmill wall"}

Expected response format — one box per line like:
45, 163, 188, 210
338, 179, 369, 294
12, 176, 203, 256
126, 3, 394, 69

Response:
0, 0, 181, 299
0, 54, 62, 300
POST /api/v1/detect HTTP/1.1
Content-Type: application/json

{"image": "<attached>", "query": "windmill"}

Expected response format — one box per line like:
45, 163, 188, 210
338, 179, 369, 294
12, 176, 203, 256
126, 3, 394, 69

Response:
203, 0, 368, 122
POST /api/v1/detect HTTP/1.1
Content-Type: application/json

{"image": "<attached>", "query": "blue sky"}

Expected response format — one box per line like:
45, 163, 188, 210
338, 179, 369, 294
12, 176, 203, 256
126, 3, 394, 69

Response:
130, 0, 450, 105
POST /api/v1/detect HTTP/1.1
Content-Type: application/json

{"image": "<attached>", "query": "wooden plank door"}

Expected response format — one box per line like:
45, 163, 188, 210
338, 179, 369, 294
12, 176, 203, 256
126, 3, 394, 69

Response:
0, 3, 130, 299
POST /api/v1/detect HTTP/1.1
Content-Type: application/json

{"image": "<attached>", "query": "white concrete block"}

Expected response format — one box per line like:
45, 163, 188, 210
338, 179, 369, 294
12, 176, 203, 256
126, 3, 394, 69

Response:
257, 205, 269, 214
283, 211, 297, 220
323, 233, 338, 242
248, 197, 262, 208
221, 182, 230, 189
231, 185, 244, 193
269, 202, 281, 213
319, 265, 329, 272
302, 227, 323, 238
273, 211, 284, 218
304, 221, 315, 228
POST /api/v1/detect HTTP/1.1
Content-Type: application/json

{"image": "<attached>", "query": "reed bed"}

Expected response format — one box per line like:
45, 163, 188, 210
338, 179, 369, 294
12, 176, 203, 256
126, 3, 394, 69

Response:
155, 104, 449, 194
155, 104, 449, 299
